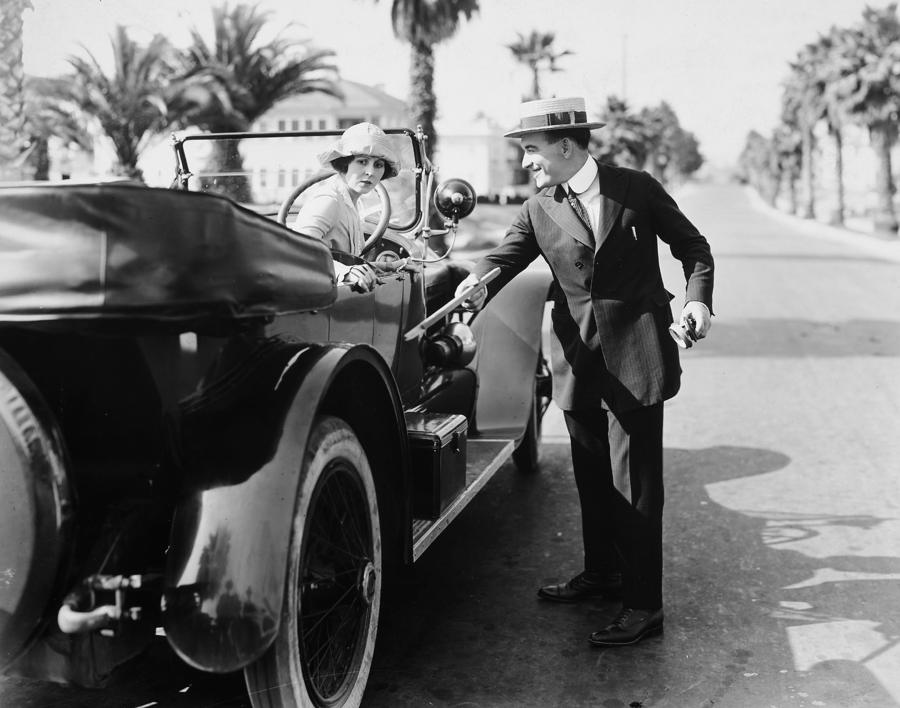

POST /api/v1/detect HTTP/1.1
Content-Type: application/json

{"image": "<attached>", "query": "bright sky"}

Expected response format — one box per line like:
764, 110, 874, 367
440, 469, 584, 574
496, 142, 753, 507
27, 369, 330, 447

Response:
23, 0, 882, 167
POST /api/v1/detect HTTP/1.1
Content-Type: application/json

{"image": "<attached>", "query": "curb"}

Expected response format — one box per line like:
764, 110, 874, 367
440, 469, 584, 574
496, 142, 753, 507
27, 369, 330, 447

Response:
744, 186, 900, 264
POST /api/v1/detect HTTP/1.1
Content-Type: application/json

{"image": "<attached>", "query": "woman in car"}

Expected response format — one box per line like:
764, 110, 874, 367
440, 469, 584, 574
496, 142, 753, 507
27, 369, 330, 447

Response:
292, 122, 400, 293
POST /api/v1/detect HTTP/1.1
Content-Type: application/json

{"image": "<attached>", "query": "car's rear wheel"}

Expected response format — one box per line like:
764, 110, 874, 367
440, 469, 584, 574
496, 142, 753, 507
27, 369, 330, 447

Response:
245, 415, 381, 708
513, 350, 551, 474
0, 348, 73, 671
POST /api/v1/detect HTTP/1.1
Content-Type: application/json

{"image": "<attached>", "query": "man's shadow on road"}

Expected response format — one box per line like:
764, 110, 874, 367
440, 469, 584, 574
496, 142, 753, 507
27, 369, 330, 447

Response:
371, 443, 900, 707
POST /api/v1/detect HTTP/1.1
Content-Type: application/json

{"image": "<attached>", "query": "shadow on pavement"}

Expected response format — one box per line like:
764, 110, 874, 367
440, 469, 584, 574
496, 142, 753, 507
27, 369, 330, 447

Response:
367, 443, 899, 707
685, 318, 900, 357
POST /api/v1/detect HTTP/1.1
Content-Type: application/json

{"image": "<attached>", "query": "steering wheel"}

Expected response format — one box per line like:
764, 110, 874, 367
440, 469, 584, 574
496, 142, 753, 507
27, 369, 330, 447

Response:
277, 173, 392, 257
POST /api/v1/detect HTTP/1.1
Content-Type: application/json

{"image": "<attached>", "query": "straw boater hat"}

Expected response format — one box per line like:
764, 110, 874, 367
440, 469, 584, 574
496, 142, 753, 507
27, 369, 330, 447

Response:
504, 97, 605, 138
318, 122, 401, 179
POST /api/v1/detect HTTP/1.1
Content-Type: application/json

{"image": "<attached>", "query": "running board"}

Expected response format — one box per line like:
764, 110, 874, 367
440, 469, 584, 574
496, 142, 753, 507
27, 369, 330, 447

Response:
411, 437, 514, 561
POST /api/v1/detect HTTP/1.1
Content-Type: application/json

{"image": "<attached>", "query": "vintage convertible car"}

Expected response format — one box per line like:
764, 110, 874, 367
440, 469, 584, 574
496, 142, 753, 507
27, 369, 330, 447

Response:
0, 127, 551, 706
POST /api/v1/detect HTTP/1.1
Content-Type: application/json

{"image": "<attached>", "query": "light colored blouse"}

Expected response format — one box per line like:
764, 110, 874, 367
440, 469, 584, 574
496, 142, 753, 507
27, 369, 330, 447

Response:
292, 174, 365, 255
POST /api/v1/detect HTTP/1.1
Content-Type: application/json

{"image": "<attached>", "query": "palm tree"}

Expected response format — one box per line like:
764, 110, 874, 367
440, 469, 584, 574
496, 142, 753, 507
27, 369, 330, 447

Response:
772, 123, 802, 213
829, 4, 900, 234
782, 42, 827, 220
179, 3, 340, 132
815, 26, 851, 226
176, 2, 340, 200
375, 0, 478, 159
47, 26, 176, 180
24, 76, 93, 180
0, 0, 33, 179
506, 30, 573, 101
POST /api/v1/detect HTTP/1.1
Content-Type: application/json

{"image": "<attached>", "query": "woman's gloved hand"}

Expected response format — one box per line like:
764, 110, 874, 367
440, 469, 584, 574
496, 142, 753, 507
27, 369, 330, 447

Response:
342, 263, 378, 292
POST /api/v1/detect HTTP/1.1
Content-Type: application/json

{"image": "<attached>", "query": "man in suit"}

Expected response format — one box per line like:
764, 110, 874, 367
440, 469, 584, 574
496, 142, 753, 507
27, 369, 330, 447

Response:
455, 96, 714, 646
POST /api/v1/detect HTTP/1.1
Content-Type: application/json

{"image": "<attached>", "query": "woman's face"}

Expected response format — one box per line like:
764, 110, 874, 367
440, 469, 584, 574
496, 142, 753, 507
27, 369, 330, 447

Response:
343, 155, 386, 196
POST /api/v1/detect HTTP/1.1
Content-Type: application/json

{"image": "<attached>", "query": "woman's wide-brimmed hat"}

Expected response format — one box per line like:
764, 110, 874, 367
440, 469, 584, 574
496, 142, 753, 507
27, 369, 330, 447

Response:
504, 97, 605, 138
318, 122, 400, 178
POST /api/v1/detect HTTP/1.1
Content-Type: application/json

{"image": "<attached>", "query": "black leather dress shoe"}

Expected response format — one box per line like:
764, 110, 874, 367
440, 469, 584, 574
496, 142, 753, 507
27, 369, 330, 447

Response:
537, 571, 623, 603
588, 607, 664, 646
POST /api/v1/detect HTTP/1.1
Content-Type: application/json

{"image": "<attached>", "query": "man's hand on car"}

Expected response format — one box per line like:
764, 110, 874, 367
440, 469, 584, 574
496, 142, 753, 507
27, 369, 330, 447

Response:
454, 273, 487, 311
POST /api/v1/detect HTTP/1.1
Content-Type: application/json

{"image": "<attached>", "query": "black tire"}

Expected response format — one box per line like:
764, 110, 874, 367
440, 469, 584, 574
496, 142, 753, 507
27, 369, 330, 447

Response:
512, 351, 551, 474
0, 349, 72, 670
245, 416, 381, 708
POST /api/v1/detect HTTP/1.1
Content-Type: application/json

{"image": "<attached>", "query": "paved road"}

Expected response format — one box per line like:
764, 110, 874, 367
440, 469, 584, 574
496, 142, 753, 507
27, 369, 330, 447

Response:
366, 183, 900, 707
3, 182, 899, 707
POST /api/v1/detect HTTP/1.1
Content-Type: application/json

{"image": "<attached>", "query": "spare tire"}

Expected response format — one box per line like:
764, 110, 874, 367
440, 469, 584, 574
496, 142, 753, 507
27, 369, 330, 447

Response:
0, 347, 74, 671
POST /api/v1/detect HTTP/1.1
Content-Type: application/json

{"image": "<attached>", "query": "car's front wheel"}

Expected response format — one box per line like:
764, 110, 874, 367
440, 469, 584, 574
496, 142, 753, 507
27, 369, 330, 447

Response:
245, 415, 381, 708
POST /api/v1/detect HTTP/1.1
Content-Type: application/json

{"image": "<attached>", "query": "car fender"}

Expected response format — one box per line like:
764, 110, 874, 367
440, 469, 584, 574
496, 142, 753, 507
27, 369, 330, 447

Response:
469, 267, 553, 438
161, 340, 407, 673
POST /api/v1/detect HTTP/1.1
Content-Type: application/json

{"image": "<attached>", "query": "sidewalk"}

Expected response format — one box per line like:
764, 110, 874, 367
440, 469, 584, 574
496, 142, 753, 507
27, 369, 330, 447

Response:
744, 186, 900, 264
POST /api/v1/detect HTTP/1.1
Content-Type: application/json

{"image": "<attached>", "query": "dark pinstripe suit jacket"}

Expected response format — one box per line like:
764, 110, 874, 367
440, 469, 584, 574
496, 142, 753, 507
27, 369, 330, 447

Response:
471, 160, 714, 413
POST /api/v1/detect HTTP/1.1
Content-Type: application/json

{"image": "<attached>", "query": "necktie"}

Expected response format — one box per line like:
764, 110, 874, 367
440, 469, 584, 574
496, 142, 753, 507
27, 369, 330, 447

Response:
566, 187, 594, 245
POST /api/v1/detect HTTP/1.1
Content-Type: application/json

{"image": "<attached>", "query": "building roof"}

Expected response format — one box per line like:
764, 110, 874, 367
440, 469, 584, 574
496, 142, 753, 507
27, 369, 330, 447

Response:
277, 79, 407, 117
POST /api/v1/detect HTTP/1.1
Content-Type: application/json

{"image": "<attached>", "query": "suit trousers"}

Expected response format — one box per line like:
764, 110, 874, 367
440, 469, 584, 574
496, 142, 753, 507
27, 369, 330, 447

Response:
563, 402, 664, 610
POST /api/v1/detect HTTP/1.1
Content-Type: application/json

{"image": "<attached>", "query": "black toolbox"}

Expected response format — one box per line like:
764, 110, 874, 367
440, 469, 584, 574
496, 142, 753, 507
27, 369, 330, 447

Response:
405, 412, 468, 519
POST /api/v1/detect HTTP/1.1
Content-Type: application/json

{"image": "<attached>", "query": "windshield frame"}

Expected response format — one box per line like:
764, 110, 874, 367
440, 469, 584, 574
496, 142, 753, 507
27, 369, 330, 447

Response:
170, 128, 424, 232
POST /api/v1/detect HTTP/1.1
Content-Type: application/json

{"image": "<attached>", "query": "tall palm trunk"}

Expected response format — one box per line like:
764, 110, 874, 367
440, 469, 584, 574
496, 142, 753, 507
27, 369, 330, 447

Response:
26, 136, 49, 180
869, 121, 898, 234
829, 126, 845, 226
109, 129, 144, 180
800, 124, 815, 219
530, 65, 540, 101
409, 41, 437, 158
0, 0, 32, 180
788, 175, 799, 215
206, 140, 252, 203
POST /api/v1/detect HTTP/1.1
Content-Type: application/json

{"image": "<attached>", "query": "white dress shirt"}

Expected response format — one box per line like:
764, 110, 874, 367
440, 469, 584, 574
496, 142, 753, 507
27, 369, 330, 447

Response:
564, 156, 600, 237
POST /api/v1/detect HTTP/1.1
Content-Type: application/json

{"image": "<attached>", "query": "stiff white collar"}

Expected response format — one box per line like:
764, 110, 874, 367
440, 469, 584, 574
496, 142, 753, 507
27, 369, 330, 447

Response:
565, 156, 598, 195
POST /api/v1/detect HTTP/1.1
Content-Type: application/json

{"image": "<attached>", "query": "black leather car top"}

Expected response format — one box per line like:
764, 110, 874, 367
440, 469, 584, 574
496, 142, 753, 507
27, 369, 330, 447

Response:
0, 183, 336, 331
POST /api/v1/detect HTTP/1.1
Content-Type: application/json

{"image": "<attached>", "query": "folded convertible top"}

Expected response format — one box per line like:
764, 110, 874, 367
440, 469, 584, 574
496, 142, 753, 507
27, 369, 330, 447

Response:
0, 183, 336, 331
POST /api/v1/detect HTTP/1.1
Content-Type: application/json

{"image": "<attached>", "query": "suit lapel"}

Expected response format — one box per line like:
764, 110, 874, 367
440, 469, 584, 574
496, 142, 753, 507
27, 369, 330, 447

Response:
539, 186, 594, 250
595, 160, 629, 252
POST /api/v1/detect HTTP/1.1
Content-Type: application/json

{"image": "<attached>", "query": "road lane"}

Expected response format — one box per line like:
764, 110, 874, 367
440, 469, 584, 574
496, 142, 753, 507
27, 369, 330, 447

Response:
662, 182, 900, 706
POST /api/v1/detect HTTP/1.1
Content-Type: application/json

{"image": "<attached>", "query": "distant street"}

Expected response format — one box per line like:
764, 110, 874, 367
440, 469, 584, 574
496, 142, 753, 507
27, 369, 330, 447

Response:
3, 182, 899, 707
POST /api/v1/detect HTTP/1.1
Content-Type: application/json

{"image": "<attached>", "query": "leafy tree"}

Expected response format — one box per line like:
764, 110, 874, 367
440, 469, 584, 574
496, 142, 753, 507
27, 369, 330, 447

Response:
670, 129, 703, 181
737, 130, 779, 205
375, 0, 478, 159
0, 0, 33, 179
506, 30, 573, 101
639, 101, 703, 185
772, 123, 803, 214
828, 4, 900, 234
175, 2, 340, 200
591, 96, 651, 169
46, 26, 176, 180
